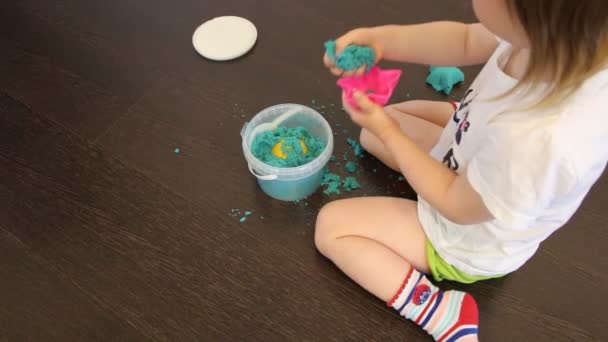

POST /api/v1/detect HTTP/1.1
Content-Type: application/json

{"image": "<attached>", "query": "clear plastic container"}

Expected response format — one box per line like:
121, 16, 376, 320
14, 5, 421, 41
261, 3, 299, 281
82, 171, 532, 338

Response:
241, 104, 334, 201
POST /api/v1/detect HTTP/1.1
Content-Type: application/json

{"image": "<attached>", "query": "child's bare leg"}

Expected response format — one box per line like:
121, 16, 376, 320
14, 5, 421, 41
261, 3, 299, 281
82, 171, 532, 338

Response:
315, 197, 479, 341
360, 100, 454, 171
315, 197, 428, 300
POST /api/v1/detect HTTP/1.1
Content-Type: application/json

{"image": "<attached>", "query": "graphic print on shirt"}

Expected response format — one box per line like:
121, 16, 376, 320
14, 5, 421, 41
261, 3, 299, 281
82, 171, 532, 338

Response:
442, 88, 475, 171
442, 148, 459, 171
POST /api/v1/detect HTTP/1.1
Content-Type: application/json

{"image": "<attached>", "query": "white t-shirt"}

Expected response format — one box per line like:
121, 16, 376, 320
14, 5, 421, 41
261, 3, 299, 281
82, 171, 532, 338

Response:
418, 40, 608, 276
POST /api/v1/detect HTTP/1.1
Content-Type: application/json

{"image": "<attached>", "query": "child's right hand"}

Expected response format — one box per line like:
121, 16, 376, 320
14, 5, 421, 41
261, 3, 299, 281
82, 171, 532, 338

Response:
323, 28, 384, 77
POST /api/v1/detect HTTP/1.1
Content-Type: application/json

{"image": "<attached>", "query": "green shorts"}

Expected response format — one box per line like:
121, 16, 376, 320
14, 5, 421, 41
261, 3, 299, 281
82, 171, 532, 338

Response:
426, 240, 505, 284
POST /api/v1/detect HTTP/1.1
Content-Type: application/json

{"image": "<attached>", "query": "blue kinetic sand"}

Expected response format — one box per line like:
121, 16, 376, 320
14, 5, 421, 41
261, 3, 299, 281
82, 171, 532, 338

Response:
345, 161, 357, 173
251, 126, 326, 167
347, 138, 365, 157
342, 176, 361, 191
426, 66, 465, 95
325, 40, 375, 72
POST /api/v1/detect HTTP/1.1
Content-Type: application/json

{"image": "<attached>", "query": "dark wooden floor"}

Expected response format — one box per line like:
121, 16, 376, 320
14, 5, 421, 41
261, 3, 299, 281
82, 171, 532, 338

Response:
0, 1, 606, 341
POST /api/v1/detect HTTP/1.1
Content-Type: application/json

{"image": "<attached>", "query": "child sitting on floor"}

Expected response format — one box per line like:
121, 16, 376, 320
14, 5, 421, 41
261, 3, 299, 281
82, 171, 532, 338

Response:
316, 1, 608, 341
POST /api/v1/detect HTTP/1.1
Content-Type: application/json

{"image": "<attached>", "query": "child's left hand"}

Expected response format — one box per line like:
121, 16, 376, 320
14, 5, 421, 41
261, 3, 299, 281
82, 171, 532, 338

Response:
342, 91, 399, 140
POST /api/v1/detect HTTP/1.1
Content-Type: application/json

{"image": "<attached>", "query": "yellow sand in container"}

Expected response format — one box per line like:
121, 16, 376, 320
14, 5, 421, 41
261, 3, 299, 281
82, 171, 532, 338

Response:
272, 139, 308, 159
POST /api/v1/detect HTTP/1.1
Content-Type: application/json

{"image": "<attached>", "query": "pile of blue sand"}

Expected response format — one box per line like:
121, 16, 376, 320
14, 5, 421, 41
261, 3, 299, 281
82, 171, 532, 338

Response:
324, 40, 375, 72
343, 177, 361, 191
321, 171, 361, 195
251, 127, 326, 167
345, 161, 357, 173
321, 172, 342, 195
347, 138, 365, 157
426, 66, 465, 95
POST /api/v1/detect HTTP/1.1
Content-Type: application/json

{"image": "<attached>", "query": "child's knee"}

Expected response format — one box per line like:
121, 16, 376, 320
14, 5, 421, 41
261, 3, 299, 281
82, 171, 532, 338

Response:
314, 201, 342, 256
359, 128, 374, 151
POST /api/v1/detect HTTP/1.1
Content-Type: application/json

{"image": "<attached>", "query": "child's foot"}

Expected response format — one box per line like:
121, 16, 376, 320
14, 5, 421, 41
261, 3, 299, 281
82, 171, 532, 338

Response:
388, 268, 479, 342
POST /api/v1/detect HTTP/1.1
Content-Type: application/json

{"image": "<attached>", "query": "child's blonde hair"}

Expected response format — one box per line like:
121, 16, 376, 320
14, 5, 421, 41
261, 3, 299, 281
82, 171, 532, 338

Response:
507, 0, 608, 109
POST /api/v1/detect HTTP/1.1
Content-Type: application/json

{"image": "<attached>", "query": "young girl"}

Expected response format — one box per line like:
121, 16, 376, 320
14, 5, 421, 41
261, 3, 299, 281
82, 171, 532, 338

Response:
315, 1, 608, 341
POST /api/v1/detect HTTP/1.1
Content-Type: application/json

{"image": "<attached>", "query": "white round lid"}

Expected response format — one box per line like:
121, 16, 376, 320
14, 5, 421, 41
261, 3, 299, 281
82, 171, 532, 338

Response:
192, 16, 258, 61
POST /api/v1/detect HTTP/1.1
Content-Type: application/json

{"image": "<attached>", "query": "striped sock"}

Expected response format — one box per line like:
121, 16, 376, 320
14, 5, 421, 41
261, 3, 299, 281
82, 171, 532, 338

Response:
387, 268, 479, 342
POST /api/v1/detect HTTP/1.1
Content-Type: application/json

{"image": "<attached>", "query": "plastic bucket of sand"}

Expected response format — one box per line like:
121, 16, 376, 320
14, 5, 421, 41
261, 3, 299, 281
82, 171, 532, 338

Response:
241, 104, 334, 201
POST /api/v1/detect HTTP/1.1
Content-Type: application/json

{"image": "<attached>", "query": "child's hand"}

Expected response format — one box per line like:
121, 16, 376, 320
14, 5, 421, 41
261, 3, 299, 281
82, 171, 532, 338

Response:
342, 91, 398, 140
324, 28, 384, 77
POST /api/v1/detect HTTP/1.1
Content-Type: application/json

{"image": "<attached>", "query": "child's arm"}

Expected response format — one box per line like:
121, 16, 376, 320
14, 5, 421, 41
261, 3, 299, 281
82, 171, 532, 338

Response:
382, 123, 492, 224
326, 23, 498, 76
373, 22, 499, 66
347, 92, 493, 225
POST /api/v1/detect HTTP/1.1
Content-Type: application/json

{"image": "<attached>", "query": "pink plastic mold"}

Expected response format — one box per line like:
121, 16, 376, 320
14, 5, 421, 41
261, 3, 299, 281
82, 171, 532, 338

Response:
337, 66, 402, 108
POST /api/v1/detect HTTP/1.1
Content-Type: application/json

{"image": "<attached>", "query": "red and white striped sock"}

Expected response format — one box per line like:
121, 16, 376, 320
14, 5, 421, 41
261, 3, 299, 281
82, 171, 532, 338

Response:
387, 268, 479, 342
